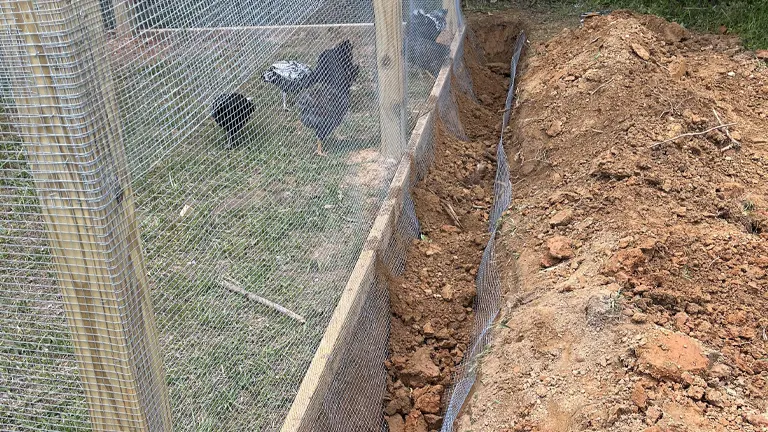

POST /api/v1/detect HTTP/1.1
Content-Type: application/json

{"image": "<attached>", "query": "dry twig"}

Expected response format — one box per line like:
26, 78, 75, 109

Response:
222, 278, 306, 324
713, 109, 741, 151
590, 77, 614, 95
441, 200, 463, 228
650, 123, 737, 149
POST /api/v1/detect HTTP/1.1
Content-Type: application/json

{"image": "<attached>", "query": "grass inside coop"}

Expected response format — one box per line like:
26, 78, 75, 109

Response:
118, 61, 390, 429
0, 120, 91, 430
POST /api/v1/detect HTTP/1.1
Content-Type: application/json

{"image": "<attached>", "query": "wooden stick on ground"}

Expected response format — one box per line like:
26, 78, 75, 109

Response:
650, 123, 736, 149
590, 77, 615, 95
222, 278, 307, 324
713, 109, 741, 151
441, 200, 463, 229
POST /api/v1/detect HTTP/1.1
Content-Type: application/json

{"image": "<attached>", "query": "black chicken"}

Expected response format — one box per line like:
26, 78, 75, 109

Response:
313, 39, 359, 89
297, 40, 359, 156
407, 8, 448, 43
406, 9, 450, 79
407, 37, 450, 78
297, 84, 352, 156
210, 92, 255, 149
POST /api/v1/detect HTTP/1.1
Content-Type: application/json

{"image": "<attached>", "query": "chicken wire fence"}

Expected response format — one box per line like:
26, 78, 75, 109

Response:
0, 0, 471, 431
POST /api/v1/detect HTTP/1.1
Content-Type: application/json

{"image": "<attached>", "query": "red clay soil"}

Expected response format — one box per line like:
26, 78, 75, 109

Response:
382, 20, 522, 432
452, 8, 768, 432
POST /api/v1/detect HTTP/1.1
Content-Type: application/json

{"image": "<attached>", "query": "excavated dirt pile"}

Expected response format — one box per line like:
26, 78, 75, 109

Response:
383, 19, 521, 432
452, 9, 768, 432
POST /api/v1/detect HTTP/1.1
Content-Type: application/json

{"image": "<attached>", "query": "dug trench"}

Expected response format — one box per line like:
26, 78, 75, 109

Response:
382, 17, 523, 432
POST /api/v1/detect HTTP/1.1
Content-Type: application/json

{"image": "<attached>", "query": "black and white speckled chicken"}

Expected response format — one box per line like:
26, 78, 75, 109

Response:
261, 61, 313, 111
210, 92, 255, 149
407, 8, 448, 43
297, 39, 359, 156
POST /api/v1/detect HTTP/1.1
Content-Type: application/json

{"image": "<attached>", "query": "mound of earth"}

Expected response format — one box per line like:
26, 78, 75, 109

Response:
454, 9, 768, 432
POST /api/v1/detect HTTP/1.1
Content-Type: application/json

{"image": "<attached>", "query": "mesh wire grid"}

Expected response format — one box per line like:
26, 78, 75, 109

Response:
440, 30, 526, 432
0, 0, 468, 431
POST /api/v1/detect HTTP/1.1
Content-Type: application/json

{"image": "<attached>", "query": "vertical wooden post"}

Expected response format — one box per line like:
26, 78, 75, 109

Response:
373, 0, 406, 160
114, 0, 133, 38
7, 1, 171, 431
444, 0, 459, 33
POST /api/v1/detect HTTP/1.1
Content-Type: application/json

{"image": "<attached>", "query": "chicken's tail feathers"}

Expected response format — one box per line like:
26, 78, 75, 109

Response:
336, 39, 352, 54
334, 39, 355, 66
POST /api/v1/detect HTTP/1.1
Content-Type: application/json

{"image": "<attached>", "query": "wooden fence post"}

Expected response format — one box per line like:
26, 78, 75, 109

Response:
6, 0, 172, 430
373, 0, 406, 160
444, 0, 459, 33
114, 0, 133, 38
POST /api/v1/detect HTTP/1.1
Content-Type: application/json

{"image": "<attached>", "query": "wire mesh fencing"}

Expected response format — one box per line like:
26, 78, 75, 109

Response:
0, 0, 467, 431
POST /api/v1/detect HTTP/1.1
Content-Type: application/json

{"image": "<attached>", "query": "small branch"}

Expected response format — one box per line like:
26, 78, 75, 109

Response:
713, 109, 741, 151
222, 278, 306, 324
650, 123, 737, 149
483, 150, 498, 163
441, 200, 463, 228
590, 77, 614, 95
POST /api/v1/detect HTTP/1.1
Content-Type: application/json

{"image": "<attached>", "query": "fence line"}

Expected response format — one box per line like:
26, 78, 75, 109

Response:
281, 13, 464, 432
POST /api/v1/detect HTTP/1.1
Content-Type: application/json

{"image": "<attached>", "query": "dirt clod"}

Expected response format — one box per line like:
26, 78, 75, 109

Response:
546, 235, 574, 260
404, 410, 428, 432
704, 388, 725, 407
386, 414, 405, 432
400, 347, 441, 388
546, 120, 563, 137
744, 413, 768, 427
646, 406, 663, 425
548, 208, 574, 227
635, 330, 710, 382
668, 58, 687, 79
413, 385, 443, 414
631, 43, 651, 60
631, 382, 648, 408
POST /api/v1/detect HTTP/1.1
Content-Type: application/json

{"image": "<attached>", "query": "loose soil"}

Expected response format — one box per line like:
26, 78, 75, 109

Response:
382, 19, 522, 432
451, 7, 768, 432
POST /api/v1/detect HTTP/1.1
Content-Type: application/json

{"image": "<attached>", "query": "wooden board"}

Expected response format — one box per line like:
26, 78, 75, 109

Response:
280, 24, 467, 432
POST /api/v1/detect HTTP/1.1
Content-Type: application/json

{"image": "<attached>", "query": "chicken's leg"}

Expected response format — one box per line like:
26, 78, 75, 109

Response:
315, 138, 327, 156
282, 92, 288, 112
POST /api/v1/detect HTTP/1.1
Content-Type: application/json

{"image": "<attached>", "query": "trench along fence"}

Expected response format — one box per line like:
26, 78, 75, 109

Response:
0, 0, 524, 430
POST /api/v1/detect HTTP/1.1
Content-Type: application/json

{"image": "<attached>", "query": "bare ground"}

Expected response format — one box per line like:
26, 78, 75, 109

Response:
381, 7, 768, 432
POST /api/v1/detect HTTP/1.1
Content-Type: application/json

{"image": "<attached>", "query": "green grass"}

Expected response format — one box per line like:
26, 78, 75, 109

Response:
0, 115, 91, 431
465, 0, 768, 50
112, 42, 389, 429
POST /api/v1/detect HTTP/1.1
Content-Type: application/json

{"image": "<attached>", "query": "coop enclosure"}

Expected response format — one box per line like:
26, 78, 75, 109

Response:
0, 0, 471, 430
